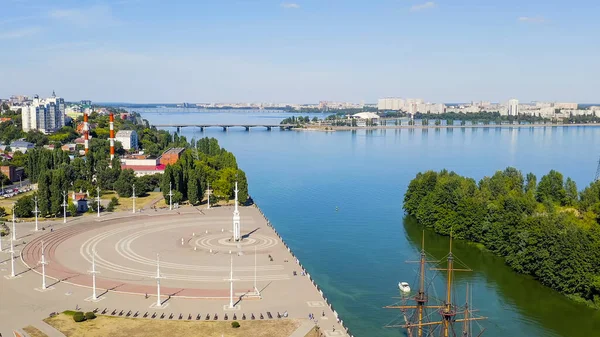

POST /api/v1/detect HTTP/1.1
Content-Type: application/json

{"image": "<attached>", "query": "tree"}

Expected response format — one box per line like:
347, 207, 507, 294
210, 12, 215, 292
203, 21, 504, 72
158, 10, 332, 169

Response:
37, 171, 52, 217
187, 169, 201, 205
50, 169, 68, 215
525, 173, 537, 193
536, 170, 567, 205
68, 201, 78, 217
114, 169, 136, 197
14, 195, 34, 218
0, 172, 10, 185
236, 169, 249, 204
107, 197, 119, 212
25, 130, 49, 147
564, 178, 578, 206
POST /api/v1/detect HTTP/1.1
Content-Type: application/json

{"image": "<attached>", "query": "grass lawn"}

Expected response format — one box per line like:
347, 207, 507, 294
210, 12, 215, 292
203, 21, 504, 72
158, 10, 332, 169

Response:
45, 313, 301, 337
22, 325, 49, 337
101, 191, 163, 212
0, 191, 35, 215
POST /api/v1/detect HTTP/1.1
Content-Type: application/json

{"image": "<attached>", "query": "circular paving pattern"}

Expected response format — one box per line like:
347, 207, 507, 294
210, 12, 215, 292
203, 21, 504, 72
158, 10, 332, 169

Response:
194, 233, 279, 252
21, 212, 290, 298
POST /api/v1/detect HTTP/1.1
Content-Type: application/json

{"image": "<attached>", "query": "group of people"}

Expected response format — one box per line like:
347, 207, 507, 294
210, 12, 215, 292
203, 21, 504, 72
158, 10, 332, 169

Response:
308, 311, 326, 321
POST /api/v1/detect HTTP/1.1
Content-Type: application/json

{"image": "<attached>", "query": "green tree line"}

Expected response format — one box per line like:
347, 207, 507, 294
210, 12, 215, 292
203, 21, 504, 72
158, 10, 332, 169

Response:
404, 168, 600, 307
160, 137, 248, 206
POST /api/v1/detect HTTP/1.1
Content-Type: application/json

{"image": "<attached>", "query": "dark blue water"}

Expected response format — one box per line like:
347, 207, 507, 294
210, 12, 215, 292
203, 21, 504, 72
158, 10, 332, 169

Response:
138, 109, 600, 337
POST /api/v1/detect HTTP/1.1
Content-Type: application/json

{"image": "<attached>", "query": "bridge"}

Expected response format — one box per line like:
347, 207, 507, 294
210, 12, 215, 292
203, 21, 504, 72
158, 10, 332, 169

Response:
152, 124, 295, 132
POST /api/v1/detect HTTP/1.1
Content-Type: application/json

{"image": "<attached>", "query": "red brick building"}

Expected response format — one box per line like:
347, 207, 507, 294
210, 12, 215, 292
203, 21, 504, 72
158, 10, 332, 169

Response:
0, 166, 24, 182
159, 148, 185, 166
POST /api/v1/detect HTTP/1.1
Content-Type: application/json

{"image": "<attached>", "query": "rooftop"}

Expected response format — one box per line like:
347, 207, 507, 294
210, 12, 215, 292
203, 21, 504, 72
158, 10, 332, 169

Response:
121, 164, 166, 172
352, 112, 380, 119
116, 130, 136, 137
163, 147, 185, 155
10, 140, 34, 147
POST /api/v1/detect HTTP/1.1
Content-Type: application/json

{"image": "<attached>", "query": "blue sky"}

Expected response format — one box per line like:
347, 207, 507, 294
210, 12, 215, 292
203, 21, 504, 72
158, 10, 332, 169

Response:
1, 0, 598, 103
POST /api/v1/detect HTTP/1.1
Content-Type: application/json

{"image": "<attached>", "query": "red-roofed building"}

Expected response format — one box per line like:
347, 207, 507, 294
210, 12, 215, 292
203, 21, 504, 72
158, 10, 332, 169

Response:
72, 190, 89, 212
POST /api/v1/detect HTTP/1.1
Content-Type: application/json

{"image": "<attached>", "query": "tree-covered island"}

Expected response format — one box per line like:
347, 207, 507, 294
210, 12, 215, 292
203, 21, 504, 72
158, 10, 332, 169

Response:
404, 168, 600, 307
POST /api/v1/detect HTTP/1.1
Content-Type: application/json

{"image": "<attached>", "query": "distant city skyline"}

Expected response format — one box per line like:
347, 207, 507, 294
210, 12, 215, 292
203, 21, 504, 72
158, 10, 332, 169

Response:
1, 0, 599, 103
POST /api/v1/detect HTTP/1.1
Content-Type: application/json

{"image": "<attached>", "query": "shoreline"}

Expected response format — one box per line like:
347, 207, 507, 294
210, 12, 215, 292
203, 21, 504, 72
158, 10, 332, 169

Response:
297, 123, 600, 132
253, 201, 354, 337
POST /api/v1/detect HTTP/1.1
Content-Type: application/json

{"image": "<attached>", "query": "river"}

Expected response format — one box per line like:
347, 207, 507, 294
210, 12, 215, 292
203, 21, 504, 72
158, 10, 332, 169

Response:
136, 108, 600, 337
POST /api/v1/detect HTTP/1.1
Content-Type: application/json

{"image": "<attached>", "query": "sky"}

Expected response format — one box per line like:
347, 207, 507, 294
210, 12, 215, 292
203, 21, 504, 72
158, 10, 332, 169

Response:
1, 0, 599, 103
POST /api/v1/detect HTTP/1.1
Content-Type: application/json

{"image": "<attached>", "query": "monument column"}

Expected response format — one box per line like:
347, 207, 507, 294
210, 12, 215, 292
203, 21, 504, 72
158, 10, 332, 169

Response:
232, 182, 241, 241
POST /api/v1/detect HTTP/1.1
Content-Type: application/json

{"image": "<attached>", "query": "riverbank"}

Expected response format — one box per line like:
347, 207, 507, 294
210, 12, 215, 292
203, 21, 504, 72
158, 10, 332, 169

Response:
253, 201, 355, 337
403, 168, 600, 309
300, 122, 600, 131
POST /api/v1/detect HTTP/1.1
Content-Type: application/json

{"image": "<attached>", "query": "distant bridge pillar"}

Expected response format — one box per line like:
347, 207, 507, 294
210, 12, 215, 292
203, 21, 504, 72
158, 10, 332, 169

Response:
176, 126, 181, 133
223, 126, 228, 132
245, 126, 250, 131
266, 126, 272, 131
200, 126, 204, 132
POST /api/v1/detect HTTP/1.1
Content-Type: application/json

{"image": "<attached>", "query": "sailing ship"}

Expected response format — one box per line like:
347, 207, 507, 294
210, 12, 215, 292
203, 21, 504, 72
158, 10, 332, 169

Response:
385, 232, 486, 337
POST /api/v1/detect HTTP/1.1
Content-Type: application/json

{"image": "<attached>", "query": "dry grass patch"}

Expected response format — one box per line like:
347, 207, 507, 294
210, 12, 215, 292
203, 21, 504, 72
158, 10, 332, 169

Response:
304, 326, 322, 337
102, 191, 163, 212
45, 313, 301, 337
22, 325, 49, 337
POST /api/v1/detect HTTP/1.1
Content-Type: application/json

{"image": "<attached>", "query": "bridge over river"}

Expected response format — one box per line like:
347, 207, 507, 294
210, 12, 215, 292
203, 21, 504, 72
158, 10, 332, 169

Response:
153, 124, 294, 132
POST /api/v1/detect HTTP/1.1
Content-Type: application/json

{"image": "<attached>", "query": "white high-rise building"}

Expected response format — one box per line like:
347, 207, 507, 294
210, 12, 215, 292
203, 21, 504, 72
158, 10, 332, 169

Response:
378, 98, 405, 111
21, 91, 65, 134
508, 99, 519, 116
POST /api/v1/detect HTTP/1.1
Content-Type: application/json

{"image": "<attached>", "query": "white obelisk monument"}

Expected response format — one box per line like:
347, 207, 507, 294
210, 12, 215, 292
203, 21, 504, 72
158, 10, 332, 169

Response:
232, 182, 241, 241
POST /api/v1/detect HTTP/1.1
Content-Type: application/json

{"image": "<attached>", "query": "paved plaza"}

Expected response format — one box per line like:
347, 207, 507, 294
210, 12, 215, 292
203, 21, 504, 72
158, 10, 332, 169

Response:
0, 205, 348, 337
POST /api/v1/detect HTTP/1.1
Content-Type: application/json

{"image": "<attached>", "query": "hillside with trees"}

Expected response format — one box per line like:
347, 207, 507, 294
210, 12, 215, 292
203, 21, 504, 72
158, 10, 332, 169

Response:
160, 137, 248, 206
9, 108, 248, 218
404, 168, 600, 307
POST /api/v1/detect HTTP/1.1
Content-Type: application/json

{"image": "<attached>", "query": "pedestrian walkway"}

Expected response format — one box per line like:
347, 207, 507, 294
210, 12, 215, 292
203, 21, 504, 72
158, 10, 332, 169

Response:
289, 320, 316, 337
31, 321, 65, 337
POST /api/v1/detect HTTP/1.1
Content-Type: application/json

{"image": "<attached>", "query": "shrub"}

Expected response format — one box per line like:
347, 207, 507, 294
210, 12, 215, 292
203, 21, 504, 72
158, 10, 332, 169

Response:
84, 312, 96, 320
73, 312, 85, 322
231, 321, 240, 328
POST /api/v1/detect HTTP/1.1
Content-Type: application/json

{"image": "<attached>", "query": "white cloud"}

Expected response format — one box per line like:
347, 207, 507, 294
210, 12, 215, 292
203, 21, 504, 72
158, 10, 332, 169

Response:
518, 16, 546, 23
410, 2, 436, 12
281, 3, 300, 9
49, 5, 120, 27
0, 27, 40, 39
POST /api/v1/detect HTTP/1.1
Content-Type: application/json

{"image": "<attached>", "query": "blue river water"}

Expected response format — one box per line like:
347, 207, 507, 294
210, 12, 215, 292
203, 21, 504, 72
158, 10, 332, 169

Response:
138, 109, 600, 337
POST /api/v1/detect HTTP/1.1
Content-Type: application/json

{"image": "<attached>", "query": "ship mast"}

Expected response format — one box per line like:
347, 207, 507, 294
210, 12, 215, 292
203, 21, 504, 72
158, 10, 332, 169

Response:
417, 231, 427, 337
386, 230, 487, 337
442, 235, 456, 337
384, 231, 441, 336
462, 283, 469, 337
